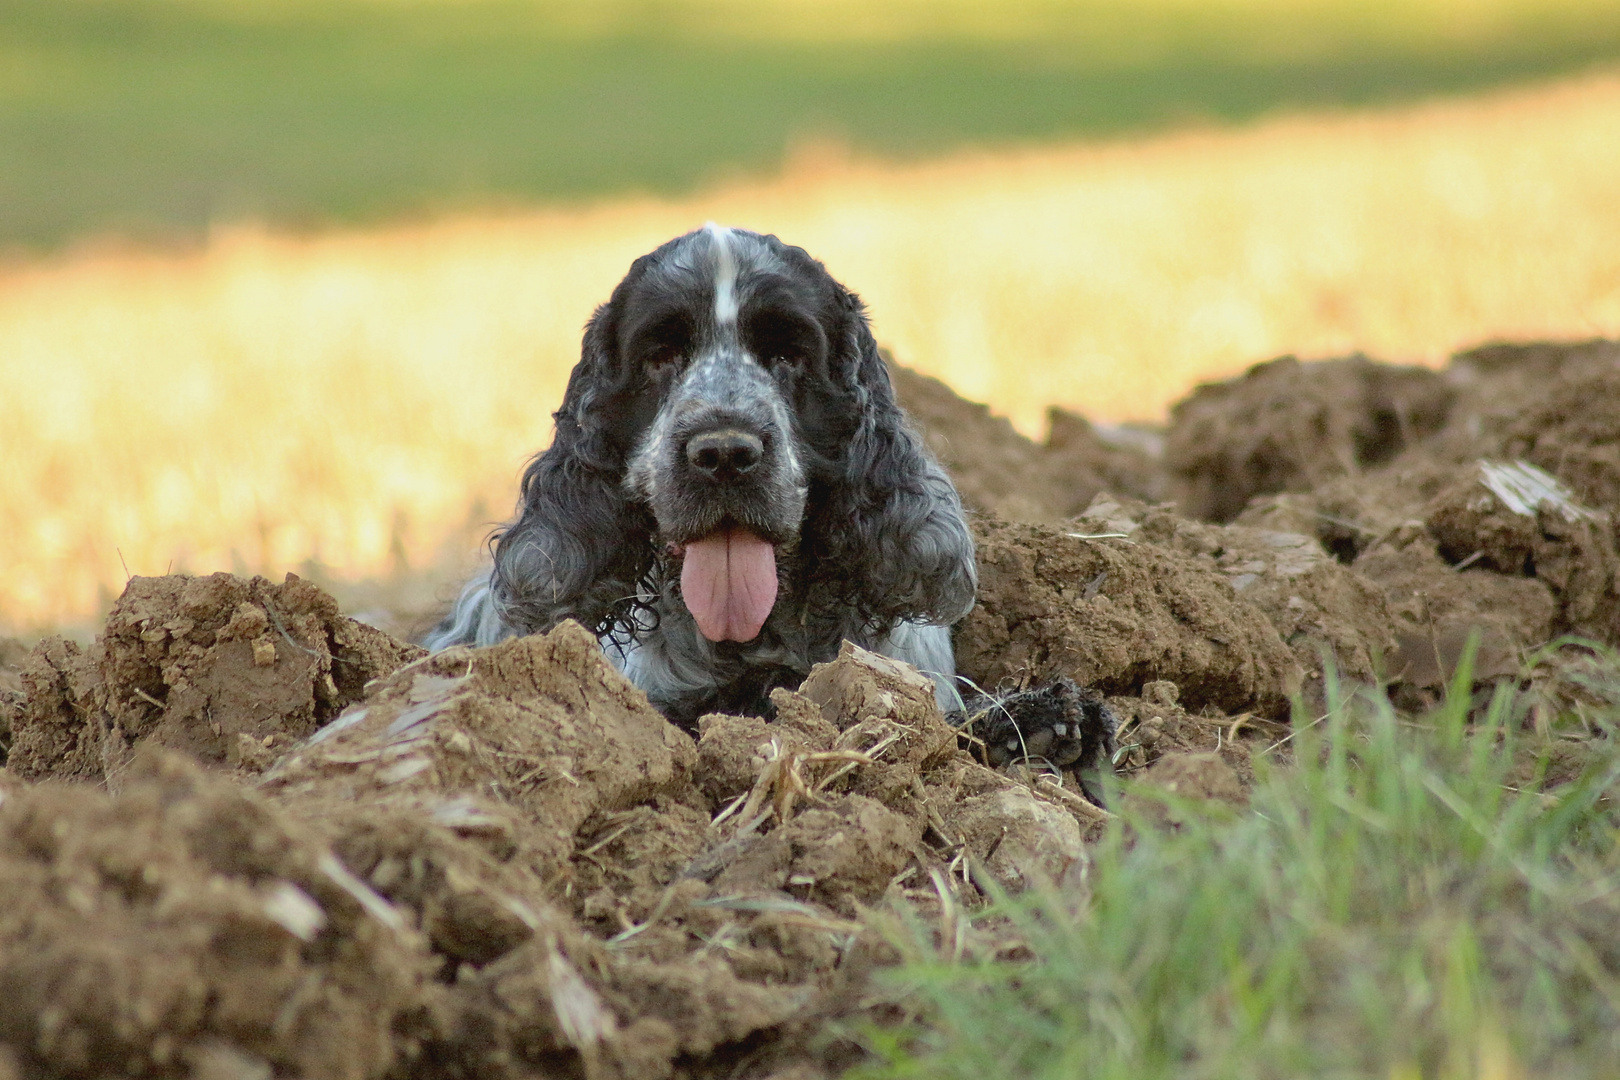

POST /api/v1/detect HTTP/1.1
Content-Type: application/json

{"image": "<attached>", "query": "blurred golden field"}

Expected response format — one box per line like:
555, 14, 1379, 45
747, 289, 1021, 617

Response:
3, 69, 1620, 637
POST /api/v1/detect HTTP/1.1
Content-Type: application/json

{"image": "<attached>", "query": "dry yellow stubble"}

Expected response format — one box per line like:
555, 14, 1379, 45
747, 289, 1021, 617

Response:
3, 71, 1619, 634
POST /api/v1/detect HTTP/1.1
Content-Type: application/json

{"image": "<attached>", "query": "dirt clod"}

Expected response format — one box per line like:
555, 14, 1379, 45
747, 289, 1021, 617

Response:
1445, 339, 1620, 511
1423, 460, 1619, 640
890, 360, 1162, 523
1132, 751, 1249, 829
940, 764, 1087, 891
264, 621, 699, 875
9, 637, 104, 783
7, 573, 424, 785
779, 794, 917, 913
0, 751, 437, 1080
1165, 353, 1455, 523
956, 516, 1300, 718
1079, 494, 1396, 695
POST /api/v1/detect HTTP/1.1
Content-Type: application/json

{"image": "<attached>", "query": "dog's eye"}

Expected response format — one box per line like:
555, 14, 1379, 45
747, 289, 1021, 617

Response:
748, 313, 817, 369
633, 312, 694, 371
644, 345, 685, 369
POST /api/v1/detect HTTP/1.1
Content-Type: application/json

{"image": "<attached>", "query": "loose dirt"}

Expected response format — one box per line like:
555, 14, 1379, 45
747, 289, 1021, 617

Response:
889, 360, 1163, 523
1, 623, 1097, 1079
3, 340, 1618, 1078
1162, 353, 1457, 524
7, 574, 423, 786
955, 515, 1301, 718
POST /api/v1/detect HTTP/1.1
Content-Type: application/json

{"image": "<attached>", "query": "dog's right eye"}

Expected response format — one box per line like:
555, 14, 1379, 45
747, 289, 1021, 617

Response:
747, 312, 818, 370
633, 314, 693, 371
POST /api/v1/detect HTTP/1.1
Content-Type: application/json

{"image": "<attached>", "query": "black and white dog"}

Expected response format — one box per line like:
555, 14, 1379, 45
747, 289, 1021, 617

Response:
428, 226, 1113, 790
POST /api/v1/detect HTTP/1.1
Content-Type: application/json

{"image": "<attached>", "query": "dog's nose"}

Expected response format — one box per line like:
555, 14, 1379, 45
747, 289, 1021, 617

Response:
685, 428, 763, 479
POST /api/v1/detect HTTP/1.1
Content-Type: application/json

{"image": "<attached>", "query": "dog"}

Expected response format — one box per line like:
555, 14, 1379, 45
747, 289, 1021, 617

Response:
427, 225, 1115, 797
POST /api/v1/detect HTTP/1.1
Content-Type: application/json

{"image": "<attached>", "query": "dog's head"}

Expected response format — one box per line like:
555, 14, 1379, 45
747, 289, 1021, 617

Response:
619, 226, 845, 641
491, 225, 975, 646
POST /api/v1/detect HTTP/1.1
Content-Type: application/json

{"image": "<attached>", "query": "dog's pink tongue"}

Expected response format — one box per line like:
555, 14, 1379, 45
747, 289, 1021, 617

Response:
680, 525, 778, 642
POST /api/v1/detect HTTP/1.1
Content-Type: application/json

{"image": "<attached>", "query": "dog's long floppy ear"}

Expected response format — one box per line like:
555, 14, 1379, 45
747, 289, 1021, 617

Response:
489, 302, 657, 640
805, 288, 978, 632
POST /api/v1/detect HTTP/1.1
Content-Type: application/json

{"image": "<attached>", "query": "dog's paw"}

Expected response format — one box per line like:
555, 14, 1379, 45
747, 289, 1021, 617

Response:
958, 678, 1118, 804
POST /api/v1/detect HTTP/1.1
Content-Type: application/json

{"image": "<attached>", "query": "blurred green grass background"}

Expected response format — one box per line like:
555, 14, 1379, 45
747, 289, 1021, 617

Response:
4, 0, 1620, 250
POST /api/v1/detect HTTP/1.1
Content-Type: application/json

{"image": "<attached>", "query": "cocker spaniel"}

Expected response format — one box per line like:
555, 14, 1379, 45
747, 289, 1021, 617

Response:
427, 225, 1115, 796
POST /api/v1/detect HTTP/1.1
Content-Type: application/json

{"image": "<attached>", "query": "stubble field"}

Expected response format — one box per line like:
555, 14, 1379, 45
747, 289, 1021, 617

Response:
3, 70, 1620, 638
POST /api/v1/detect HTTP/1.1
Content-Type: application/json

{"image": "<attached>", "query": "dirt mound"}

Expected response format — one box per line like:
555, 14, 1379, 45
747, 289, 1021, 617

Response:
1163, 354, 1455, 523
1122, 748, 1253, 833
905, 336, 1619, 711
955, 515, 1301, 718
889, 360, 1162, 523
891, 342, 1616, 710
2, 580, 1108, 1080
1152, 339, 1620, 702
265, 622, 697, 874
1445, 339, 1620, 510
1078, 494, 1396, 696
1356, 532, 1557, 704
1300, 460, 1618, 704
1423, 460, 1620, 640
1175, 339, 1620, 532
325, 637, 1103, 1078
1234, 460, 1455, 564
0, 751, 438, 1080
1235, 456, 1619, 698
1, 638, 30, 767
0, 638, 24, 690
6, 573, 423, 784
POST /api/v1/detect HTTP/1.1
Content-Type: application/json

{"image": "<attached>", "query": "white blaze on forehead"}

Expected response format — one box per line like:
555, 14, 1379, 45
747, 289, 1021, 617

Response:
704, 221, 740, 326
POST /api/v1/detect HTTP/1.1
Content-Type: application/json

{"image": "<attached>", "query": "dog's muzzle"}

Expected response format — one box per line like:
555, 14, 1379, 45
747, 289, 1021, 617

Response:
630, 348, 807, 644
671, 416, 777, 642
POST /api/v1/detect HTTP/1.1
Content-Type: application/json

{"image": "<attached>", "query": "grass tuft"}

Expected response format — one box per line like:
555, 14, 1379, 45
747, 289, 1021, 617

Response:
857, 652, 1620, 1079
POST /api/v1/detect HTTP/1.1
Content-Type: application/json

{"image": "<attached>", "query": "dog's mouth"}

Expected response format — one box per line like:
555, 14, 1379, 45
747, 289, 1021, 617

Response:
676, 523, 778, 643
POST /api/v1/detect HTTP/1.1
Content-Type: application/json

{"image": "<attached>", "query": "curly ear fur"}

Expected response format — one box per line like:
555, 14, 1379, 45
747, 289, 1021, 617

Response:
488, 301, 658, 640
801, 288, 978, 634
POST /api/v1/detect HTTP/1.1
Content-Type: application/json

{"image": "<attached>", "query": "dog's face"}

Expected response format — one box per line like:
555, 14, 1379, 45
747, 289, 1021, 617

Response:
611, 225, 848, 642
479, 223, 973, 660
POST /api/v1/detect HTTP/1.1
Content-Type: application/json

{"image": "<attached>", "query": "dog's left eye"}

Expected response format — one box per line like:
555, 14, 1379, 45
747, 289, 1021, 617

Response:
749, 314, 816, 369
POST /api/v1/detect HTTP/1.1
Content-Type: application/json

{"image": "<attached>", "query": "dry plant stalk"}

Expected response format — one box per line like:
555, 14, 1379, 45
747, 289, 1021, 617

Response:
714, 732, 896, 838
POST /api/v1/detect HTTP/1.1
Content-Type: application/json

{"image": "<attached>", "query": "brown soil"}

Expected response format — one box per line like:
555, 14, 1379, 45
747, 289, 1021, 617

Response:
1443, 339, 1620, 511
3, 339, 1618, 1078
1074, 494, 1397, 699
7, 573, 423, 786
1236, 459, 1617, 703
1, 613, 1098, 1079
1163, 354, 1456, 524
957, 513, 1301, 718
889, 360, 1163, 523
0, 638, 27, 764
0, 751, 438, 1080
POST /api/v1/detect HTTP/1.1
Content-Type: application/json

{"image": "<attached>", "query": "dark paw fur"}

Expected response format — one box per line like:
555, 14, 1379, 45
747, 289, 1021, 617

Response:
954, 678, 1119, 805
